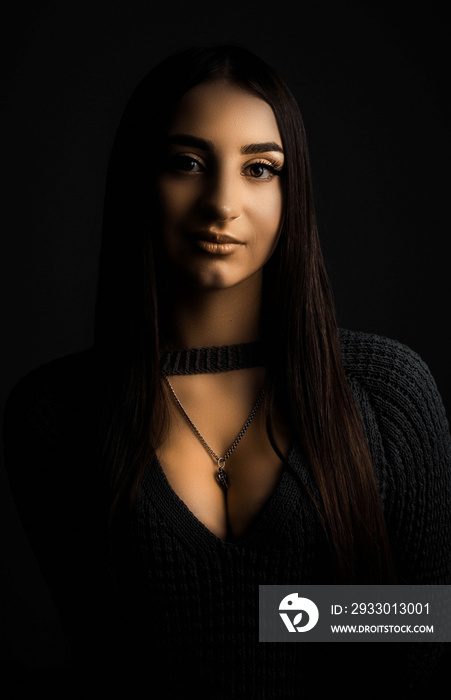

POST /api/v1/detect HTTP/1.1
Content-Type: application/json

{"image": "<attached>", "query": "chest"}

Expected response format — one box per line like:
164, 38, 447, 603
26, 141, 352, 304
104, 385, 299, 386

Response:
156, 399, 290, 541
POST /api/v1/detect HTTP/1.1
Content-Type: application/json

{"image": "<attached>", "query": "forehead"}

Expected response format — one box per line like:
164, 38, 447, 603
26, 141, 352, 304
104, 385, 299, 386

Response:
167, 80, 282, 145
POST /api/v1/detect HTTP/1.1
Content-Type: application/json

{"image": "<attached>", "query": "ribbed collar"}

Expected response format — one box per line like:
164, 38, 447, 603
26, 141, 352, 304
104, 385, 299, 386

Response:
160, 341, 264, 376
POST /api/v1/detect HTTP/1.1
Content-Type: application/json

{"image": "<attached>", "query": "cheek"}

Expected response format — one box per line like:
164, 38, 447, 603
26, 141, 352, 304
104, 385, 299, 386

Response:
252, 188, 283, 244
157, 179, 193, 229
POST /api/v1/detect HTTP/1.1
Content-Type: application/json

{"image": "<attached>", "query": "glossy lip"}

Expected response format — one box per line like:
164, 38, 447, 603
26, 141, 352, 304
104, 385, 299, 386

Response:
188, 230, 244, 255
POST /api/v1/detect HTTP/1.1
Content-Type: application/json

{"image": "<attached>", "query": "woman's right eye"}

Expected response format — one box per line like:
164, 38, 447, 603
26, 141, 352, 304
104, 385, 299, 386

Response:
169, 154, 204, 173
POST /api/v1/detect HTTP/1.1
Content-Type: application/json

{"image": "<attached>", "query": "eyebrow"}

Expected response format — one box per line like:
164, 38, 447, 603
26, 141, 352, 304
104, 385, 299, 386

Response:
241, 142, 284, 155
167, 134, 284, 155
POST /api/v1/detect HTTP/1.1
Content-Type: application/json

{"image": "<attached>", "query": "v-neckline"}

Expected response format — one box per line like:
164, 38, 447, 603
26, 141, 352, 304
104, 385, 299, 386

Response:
139, 444, 309, 551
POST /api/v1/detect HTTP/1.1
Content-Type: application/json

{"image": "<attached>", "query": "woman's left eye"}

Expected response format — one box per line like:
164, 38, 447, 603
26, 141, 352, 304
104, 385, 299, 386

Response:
246, 162, 281, 179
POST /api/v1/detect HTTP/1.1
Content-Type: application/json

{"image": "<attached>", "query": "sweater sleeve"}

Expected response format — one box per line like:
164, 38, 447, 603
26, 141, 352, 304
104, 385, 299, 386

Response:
3, 364, 67, 560
2, 352, 117, 669
340, 329, 451, 585
341, 330, 451, 693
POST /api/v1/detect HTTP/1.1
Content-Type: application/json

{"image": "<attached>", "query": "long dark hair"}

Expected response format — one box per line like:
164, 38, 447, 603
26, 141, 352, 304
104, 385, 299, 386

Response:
95, 44, 395, 583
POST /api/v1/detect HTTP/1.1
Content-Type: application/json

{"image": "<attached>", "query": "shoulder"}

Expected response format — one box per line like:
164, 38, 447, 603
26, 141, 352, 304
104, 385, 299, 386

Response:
339, 327, 430, 385
339, 327, 442, 406
3, 348, 99, 445
338, 328, 450, 461
339, 332, 451, 584
7, 346, 96, 391
3, 349, 102, 527
4, 347, 98, 403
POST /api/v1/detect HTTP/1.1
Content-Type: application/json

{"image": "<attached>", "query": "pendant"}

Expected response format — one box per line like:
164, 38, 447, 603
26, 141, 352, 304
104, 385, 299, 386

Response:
217, 458, 229, 489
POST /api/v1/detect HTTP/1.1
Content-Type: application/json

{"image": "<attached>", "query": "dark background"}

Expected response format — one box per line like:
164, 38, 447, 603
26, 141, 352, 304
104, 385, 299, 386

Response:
0, 0, 449, 677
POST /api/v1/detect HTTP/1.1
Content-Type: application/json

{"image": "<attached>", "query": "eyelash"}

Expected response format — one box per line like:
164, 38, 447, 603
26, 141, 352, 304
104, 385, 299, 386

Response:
167, 154, 283, 180
246, 160, 283, 180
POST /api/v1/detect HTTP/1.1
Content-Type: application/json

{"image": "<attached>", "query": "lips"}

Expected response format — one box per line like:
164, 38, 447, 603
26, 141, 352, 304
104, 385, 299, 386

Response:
190, 230, 243, 245
188, 230, 244, 255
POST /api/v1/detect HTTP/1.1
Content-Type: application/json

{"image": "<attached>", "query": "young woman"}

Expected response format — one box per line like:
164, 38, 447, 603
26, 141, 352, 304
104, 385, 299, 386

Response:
4, 45, 450, 696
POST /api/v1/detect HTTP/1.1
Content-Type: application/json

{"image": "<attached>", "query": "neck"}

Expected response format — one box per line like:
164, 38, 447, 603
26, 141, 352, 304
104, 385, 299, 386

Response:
163, 275, 262, 349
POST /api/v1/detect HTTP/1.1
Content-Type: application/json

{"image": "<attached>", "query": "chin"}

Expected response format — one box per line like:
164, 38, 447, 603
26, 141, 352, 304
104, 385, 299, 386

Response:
188, 274, 243, 291
173, 261, 244, 290
167, 252, 266, 292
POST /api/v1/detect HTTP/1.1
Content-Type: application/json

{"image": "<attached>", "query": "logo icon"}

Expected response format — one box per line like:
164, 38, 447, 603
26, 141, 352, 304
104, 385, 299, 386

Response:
279, 593, 319, 632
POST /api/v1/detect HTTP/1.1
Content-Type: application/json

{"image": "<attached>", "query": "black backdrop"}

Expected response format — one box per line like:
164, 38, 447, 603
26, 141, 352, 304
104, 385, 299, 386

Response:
1, 0, 449, 678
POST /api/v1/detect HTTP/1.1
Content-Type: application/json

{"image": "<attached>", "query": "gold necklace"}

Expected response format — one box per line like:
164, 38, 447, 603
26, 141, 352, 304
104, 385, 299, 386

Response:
163, 376, 265, 489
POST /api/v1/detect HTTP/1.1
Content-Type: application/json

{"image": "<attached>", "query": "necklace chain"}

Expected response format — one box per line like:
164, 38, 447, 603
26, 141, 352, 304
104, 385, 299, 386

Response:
163, 375, 264, 489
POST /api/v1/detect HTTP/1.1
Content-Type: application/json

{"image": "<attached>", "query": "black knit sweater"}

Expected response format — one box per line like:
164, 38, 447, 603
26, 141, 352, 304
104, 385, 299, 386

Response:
3, 329, 451, 697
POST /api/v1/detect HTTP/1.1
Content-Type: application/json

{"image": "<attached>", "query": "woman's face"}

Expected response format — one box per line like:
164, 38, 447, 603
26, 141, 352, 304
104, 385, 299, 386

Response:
156, 80, 285, 291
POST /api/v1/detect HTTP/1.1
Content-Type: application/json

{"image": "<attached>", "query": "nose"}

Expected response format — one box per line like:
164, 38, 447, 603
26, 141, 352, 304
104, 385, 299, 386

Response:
199, 166, 241, 222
